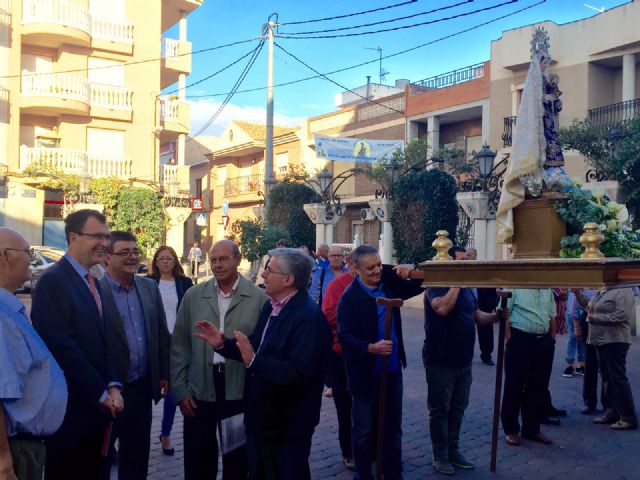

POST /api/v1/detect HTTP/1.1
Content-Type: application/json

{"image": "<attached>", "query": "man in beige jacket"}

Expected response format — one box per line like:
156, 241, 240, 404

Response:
171, 240, 268, 479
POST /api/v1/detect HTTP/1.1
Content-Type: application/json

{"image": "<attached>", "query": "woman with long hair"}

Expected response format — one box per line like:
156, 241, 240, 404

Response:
148, 246, 193, 455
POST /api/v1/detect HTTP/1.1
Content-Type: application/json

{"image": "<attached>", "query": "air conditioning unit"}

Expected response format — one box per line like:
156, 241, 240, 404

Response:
360, 208, 374, 221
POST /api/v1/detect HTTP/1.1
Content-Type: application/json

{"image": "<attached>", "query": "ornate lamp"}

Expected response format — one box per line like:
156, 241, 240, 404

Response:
475, 144, 497, 178
316, 170, 333, 198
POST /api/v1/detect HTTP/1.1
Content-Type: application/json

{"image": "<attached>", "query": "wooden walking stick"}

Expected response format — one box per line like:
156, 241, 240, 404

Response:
490, 290, 512, 472
375, 297, 404, 480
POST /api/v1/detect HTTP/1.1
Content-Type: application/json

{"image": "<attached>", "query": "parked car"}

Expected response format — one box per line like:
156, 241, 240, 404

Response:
21, 246, 66, 292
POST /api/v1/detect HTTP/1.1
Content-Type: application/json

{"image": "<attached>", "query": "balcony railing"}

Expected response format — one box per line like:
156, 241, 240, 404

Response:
162, 38, 180, 58
20, 146, 132, 179
161, 164, 179, 183
22, 0, 91, 35
413, 63, 485, 90
224, 174, 264, 196
90, 83, 133, 110
160, 98, 180, 122
502, 116, 517, 147
21, 72, 91, 104
92, 16, 134, 44
588, 98, 640, 128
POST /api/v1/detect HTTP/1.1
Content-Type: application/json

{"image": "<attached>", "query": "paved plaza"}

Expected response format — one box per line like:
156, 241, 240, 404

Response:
130, 303, 640, 480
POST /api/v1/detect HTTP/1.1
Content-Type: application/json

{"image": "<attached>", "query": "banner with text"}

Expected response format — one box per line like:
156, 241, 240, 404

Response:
315, 135, 404, 164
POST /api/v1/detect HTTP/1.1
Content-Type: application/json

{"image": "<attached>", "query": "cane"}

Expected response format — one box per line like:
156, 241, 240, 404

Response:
375, 297, 404, 480
490, 291, 511, 472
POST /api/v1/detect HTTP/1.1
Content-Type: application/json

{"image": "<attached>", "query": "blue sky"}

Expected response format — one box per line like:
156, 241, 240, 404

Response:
174, 0, 630, 136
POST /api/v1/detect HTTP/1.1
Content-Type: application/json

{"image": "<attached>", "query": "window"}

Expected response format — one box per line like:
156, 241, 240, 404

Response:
87, 128, 124, 157
195, 178, 203, 198
217, 166, 227, 186
88, 58, 124, 86
89, 0, 125, 19
276, 152, 289, 174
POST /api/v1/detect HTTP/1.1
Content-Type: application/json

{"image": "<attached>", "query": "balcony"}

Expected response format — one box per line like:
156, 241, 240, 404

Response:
90, 83, 133, 120
21, 72, 90, 116
22, 0, 92, 48
160, 97, 190, 134
588, 98, 640, 128
162, 0, 204, 32
20, 146, 132, 179
0, 86, 8, 123
224, 174, 264, 197
502, 116, 517, 148
413, 63, 485, 90
161, 38, 192, 89
91, 16, 134, 54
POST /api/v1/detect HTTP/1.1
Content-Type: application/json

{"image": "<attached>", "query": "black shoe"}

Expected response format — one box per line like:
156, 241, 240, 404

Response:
562, 365, 574, 377
159, 436, 175, 456
575, 366, 585, 376
548, 407, 567, 417
482, 358, 496, 366
540, 416, 561, 426
581, 405, 596, 415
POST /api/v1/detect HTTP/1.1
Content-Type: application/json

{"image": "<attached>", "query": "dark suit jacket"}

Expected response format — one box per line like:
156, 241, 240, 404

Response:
147, 274, 193, 310
337, 265, 424, 398
220, 290, 332, 441
99, 275, 171, 403
31, 256, 119, 446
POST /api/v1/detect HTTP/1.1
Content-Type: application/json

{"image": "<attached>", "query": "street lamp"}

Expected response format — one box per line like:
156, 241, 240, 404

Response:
317, 170, 333, 196
475, 144, 497, 178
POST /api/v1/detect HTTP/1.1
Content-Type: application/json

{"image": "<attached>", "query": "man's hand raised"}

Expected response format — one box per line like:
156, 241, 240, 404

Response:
195, 321, 225, 349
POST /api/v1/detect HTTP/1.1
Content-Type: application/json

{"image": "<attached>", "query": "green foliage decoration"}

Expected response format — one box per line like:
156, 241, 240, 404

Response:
391, 168, 458, 264
226, 218, 265, 262
90, 177, 124, 220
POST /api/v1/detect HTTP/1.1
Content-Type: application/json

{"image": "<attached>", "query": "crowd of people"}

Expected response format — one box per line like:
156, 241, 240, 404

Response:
1, 209, 638, 480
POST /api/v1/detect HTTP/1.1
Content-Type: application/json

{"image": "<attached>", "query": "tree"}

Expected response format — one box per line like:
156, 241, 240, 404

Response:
111, 188, 165, 257
90, 177, 125, 220
22, 162, 80, 215
266, 181, 319, 250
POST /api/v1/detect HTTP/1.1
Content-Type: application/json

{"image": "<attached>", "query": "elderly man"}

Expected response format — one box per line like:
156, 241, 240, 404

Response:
502, 289, 557, 446
424, 245, 505, 475
32, 209, 123, 480
99, 231, 170, 480
337, 245, 424, 480
171, 239, 267, 479
195, 248, 331, 480
0, 228, 67, 480
310, 245, 348, 306
316, 243, 330, 269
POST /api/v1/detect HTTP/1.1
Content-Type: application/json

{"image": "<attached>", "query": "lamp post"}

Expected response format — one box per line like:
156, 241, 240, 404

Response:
475, 144, 497, 179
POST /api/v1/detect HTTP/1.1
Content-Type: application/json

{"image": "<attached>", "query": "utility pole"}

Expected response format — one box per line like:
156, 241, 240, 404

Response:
264, 17, 276, 212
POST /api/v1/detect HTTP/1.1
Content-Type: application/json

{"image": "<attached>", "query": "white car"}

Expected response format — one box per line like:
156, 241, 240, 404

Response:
21, 246, 66, 291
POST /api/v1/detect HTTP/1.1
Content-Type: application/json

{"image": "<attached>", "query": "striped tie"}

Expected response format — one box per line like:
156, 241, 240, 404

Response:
86, 273, 103, 316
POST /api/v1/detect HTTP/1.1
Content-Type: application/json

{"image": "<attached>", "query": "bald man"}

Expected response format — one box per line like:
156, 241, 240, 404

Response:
171, 240, 268, 479
0, 229, 67, 480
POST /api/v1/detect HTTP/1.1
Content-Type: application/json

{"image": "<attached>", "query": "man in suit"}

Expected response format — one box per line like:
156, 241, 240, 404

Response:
195, 248, 332, 480
171, 239, 267, 479
99, 231, 170, 480
337, 245, 424, 480
31, 209, 123, 480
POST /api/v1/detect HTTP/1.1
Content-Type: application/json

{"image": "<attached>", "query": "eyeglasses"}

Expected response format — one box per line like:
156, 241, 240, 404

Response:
2, 247, 35, 259
111, 249, 141, 258
264, 265, 288, 276
74, 231, 112, 242
210, 255, 237, 264
157, 257, 174, 262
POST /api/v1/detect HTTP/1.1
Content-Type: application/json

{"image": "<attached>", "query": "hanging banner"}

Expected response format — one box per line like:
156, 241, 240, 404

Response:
314, 135, 404, 164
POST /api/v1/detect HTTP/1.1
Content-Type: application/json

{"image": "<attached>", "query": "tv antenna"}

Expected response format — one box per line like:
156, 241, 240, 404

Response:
365, 47, 389, 83
583, 4, 604, 13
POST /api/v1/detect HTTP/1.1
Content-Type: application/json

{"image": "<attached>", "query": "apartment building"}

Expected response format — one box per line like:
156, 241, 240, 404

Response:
0, 0, 202, 249
489, 1, 640, 181
206, 120, 301, 242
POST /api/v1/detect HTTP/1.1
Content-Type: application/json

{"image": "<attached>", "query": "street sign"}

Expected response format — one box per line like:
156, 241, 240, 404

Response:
195, 213, 207, 226
222, 215, 230, 230
222, 200, 230, 216
191, 198, 203, 210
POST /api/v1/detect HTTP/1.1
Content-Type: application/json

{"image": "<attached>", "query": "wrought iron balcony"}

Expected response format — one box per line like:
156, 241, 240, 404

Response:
413, 63, 485, 90
224, 174, 264, 196
502, 116, 517, 147
588, 98, 640, 128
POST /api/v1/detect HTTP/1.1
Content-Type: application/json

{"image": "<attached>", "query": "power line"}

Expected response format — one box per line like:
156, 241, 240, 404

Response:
274, 42, 405, 114
279, 0, 419, 26
190, 36, 266, 137
278, 0, 519, 39
0, 37, 260, 79
164, 44, 263, 96
186, 0, 545, 99
280, 0, 472, 36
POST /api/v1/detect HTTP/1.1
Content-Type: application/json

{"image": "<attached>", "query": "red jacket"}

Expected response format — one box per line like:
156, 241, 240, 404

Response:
321, 272, 354, 355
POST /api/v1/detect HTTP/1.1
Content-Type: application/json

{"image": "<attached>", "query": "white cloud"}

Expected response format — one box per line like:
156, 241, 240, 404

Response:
189, 99, 303, 136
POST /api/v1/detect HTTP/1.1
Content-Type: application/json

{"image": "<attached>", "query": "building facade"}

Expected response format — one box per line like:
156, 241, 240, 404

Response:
0, 0, 202, 249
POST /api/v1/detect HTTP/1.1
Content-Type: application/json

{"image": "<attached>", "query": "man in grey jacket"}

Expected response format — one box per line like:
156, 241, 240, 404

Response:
171, 240, 268, 479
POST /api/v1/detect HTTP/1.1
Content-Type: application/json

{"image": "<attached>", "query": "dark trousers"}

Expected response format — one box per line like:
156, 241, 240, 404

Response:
45, 421, 106, 480
161, 391, 177, 437
351, 371, 403, 480
9, 437, 46, 480
476, 324, 494, 362
330, 352, 352, 460
584, 326, 607, 410
596, 343, 637, 424
246, 433, 313, 480
183, 368, 247, 480
501, 329, 554, 436
110, 378, 153, 480
424, 364, 472, 462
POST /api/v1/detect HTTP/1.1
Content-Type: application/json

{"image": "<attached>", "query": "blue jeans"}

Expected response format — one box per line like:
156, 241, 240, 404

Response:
351, 371, 403, 480
565, 318, 585, 365
161, 392, 177, 437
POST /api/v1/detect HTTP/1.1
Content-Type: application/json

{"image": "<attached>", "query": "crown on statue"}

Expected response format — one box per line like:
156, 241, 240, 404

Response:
530, 26, 551, 61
